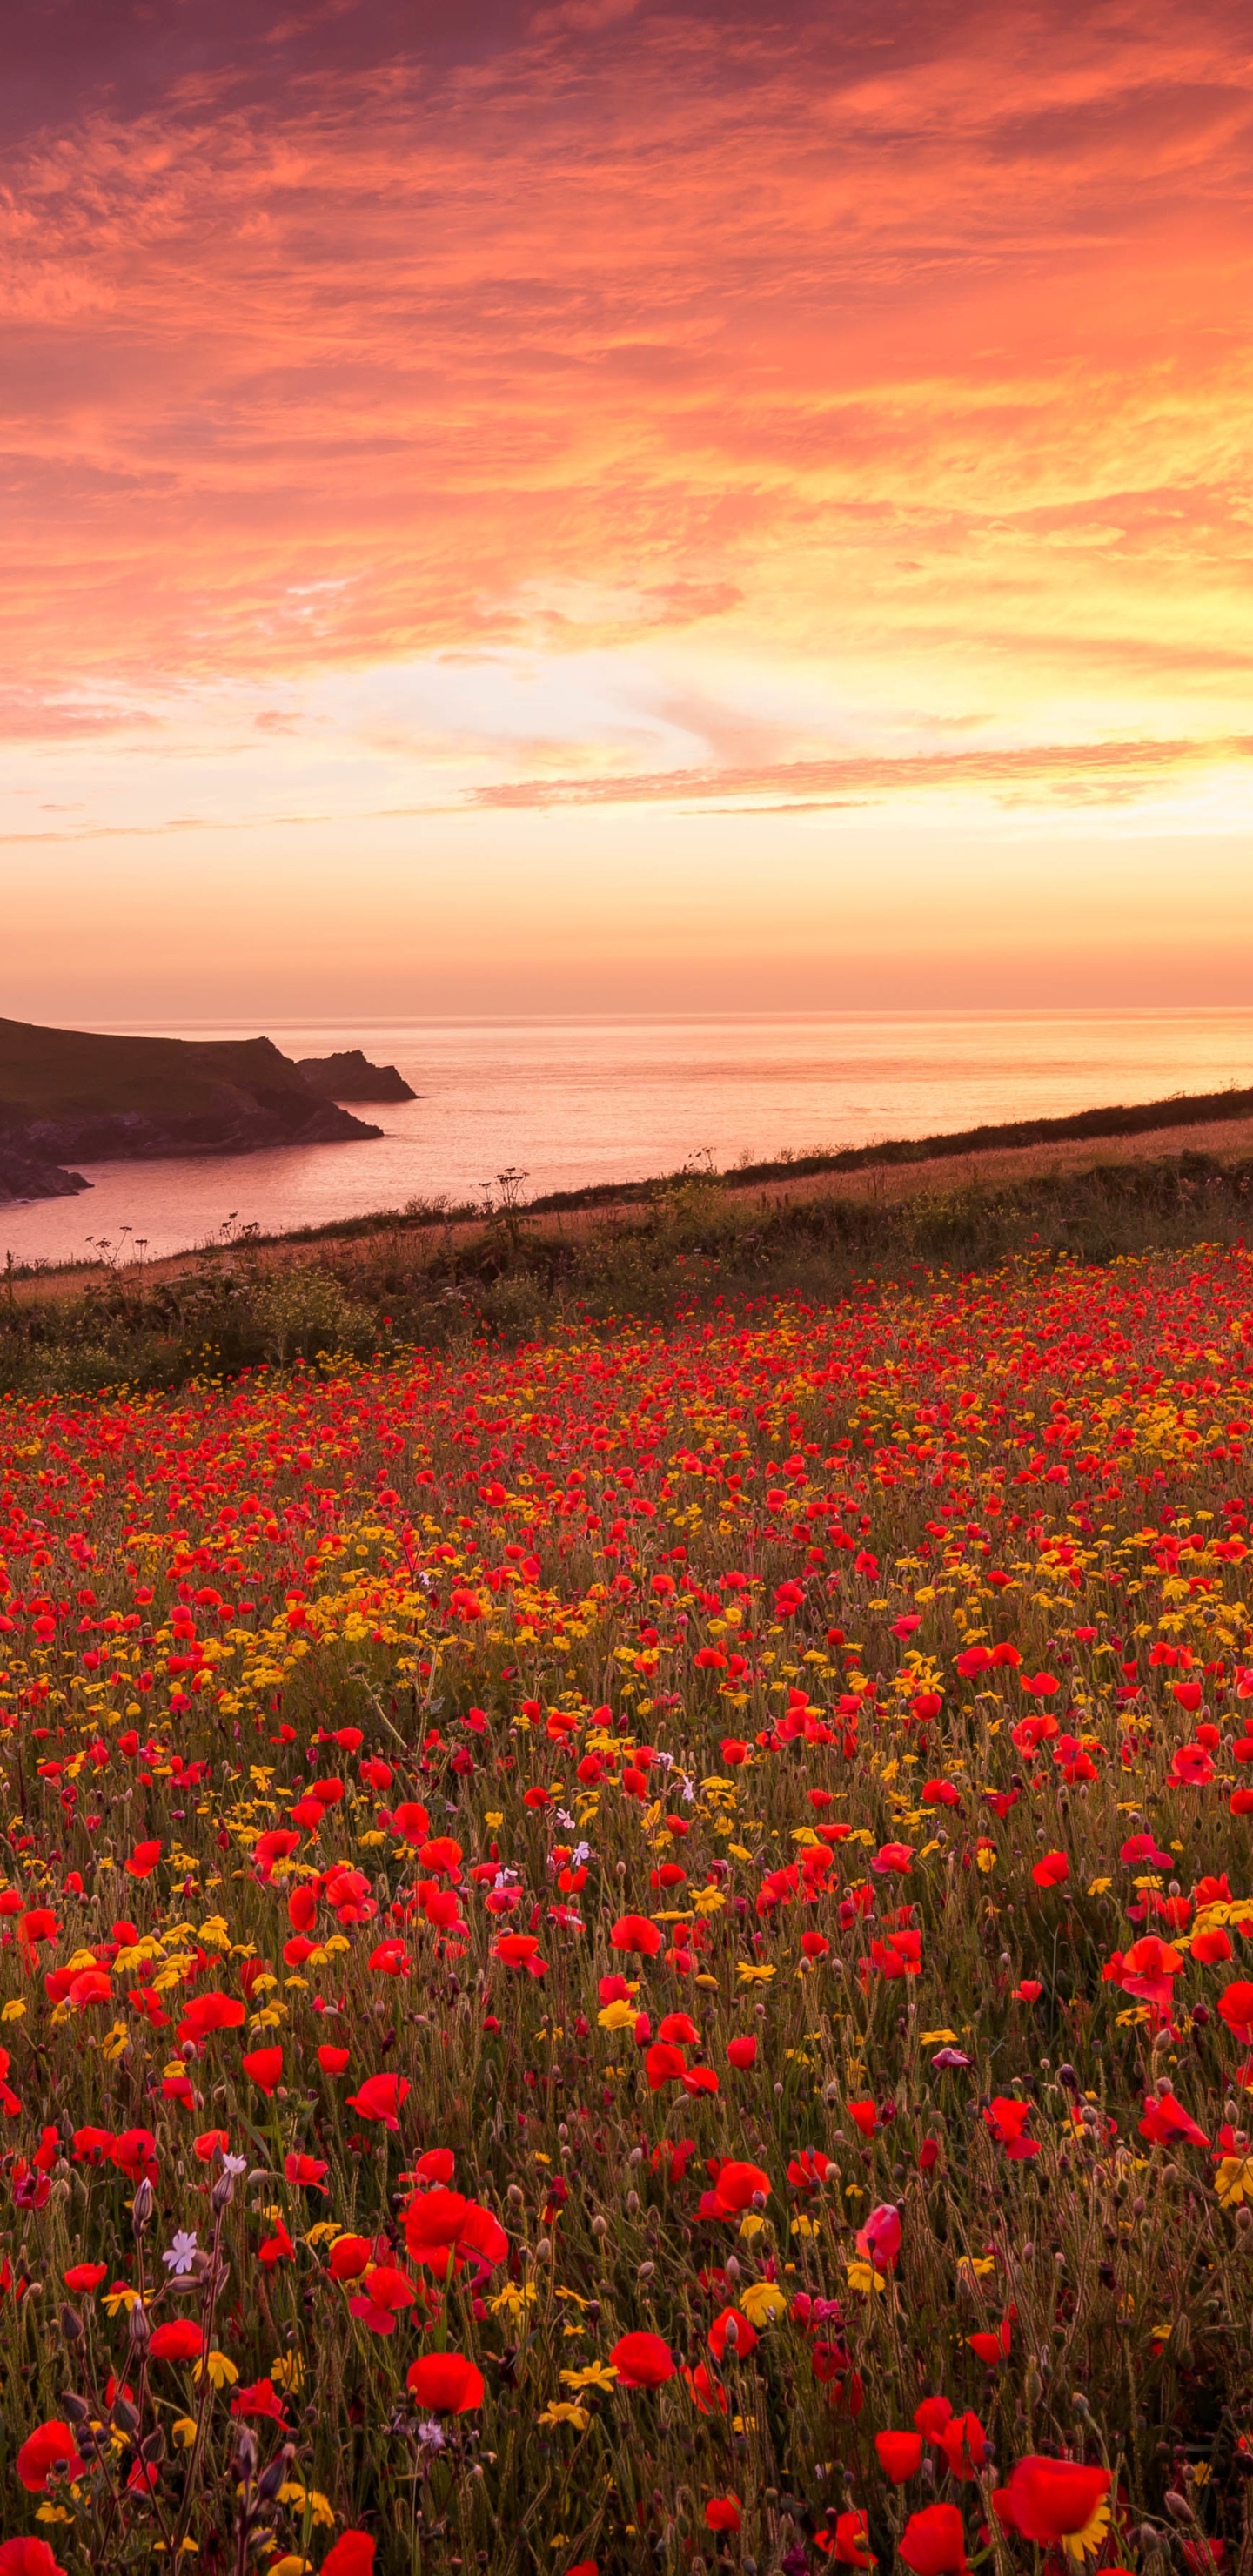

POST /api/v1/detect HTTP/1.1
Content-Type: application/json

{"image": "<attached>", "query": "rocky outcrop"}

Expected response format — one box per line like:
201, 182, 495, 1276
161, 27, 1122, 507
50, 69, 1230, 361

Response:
0, 1019, 386, 1204
0, 1144, 90, 1202
297, 1050, 417, 1103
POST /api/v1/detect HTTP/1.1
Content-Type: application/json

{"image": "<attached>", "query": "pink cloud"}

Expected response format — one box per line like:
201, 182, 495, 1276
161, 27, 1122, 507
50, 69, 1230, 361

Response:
0, 0, 1249, 767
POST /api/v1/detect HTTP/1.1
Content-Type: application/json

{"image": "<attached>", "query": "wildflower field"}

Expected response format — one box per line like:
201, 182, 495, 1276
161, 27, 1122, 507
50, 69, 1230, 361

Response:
3, 1247, 1253, 2576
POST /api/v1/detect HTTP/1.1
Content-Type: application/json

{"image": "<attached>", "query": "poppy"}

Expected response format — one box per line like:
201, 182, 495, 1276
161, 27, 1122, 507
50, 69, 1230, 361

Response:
148, 2321, 205, 2363
322, 2540, 377, 2576
610, 1914, 665, 1957
1000, 2459, 1110, 2556
345, 2072, 411, 2130
705, 2498, 742, 2533
111, 2128, 158, 2183
830, 2510, 875, 2568
1219, 1982, 1253, 2044
1032, 1850, 1069, 1888
318, 2044, 352, 2074
16, 2423, 80, 2494
698, 2158, 772, 2217
727, 2036, 757, 2069
707, 2307, 758, 2362
124, 1839, 163, 1880
875, 2431, 923, 2483
1138, 2090, 1209, 2148
983, 2099, 1040, 2160
63, 2262, 107, 2294
178, 1992, 245, 2045
329, 2234, 373, 2281
349, 2264, 417, 2336
938, 2412, 988, 2479
405, 2351, 485, 2412
609, 2331, 673, 2388
285, 2150, 329, 2191
898, 2504, 968, 2576
857, 2204, 901, 2270
0, 2546, 71, 2576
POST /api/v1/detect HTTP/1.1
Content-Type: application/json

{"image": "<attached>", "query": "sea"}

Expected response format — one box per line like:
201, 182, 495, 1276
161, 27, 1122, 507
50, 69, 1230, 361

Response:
5, 1008, 1253, 1271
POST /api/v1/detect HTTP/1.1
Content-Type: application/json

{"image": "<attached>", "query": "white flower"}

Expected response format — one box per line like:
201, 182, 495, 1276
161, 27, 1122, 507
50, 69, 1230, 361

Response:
415, 2418, 446, 2452
223, 2153, 248, 2177
162, 2230, 199, 2276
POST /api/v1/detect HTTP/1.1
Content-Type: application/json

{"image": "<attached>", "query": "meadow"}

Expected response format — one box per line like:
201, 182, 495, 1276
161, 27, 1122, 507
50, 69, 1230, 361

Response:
1, 1244, 1252, 2576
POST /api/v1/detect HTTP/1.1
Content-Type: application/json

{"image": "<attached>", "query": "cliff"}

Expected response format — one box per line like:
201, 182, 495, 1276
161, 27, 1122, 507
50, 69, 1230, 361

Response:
0, 1019, 385, 1204
297, 1049, 416, 1102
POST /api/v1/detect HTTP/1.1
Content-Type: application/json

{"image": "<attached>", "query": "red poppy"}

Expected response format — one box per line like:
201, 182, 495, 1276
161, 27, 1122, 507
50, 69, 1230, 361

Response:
346, 2072, 412, 2130
983, 2098, 1040, 2160
148, 2321, 204, 2363
705, 2497, 742, 2533
111, 2128, 158, 2183
63, 2262, 107, 2294
16, 2424, 80, 2494
610, 2331, 673, 2388
938, 2412, 988, 2479
898, 2504, 968, 2576
349, 2264, 417, 2336
405, 2351, 485, 2412
322, 2539, 376, 2576
707, 2307, 758, 2363
1219, 1982, 1253, 2044
318, 2044, 352, 2074
178, 1992, 245, 2046
727, 2036, 757, 2069
285, 2150, 329, 2191
1000, 2458, 1110, 2546
242, 2046, 283, 2096
1138, 2090, 1209, 2148
875, 2431, 923, 2483
329, 2234, 373, 2281
1032, 1849, 1069, 1888
699, 2158, 772, 2217
0, 2544, 71, 2576
610, 1914, 665, 1957
124, 1839, 163, 1880
830, 2510, 875, 2568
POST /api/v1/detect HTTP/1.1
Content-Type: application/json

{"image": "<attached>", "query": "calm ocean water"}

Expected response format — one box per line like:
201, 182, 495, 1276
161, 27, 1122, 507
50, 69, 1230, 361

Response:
6, 1009, 1253, 1269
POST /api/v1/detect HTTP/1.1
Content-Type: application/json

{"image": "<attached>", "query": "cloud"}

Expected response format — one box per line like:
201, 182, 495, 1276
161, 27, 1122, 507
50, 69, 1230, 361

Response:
469, 731, 1253, 810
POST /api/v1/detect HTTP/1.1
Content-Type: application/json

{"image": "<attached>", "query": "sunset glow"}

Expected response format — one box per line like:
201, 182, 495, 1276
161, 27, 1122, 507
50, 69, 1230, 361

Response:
3, 0, 1251, 1015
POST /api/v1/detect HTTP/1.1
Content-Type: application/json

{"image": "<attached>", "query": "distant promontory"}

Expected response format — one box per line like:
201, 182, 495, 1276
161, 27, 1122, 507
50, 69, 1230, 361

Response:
0, 1018, 408, 1203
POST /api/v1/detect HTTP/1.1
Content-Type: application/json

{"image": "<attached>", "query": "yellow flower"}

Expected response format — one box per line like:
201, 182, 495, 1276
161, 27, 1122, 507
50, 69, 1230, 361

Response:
597, 1999, 639, 2031
739, 2282, 787, 2328
194, 2351, 238, 2390
559, 2363, 620, 2394
920, 2029, 958, 2046
271, 2353, 305, 2392
103, 2283, 144, 2316
736, 1962, 776, 1985
539, 2402, 591, 2430
845, 2260, 886, 2296
1062, 2498, 1111, 2561
1215, 2154, 1253, 2208
171, 2417, 198, 2449
1, 1998, 26, 2023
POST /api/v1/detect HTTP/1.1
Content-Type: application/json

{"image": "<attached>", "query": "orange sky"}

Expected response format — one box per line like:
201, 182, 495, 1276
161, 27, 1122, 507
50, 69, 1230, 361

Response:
3, 0, 1252, 1016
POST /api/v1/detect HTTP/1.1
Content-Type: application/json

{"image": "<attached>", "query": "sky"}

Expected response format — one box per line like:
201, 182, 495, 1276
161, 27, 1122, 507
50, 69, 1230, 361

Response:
3, 0, 1252, 1023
